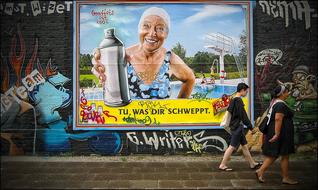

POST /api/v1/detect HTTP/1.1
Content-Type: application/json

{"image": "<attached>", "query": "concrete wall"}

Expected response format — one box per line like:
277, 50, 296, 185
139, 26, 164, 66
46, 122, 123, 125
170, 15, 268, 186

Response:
1, 1, 317, 156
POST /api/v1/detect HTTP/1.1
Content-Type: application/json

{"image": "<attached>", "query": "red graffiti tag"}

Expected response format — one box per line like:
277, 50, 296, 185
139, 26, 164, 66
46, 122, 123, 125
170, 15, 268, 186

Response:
80, 92, 117, 124
103, 110, 117, 122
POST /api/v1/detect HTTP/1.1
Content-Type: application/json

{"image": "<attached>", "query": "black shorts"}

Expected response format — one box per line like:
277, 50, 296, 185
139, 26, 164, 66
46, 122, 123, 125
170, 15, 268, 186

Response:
230, 126, 247, 149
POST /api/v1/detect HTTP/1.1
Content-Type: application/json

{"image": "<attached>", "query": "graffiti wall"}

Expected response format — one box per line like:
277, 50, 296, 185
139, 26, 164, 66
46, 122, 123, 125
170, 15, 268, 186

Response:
254, 0, 317, 146
0, 0, 74, 155
0, 1, 232, 156
0, 1, 317, 156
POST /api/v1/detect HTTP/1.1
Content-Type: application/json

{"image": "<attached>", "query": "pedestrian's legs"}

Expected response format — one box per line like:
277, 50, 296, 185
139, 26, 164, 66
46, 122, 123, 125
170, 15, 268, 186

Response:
220, 127, 241, 170
219, 145, 236, 169
281, 155, 298, 184
281, 155, 289, 179
256, 156, 276, 182
241, 144, 257, 168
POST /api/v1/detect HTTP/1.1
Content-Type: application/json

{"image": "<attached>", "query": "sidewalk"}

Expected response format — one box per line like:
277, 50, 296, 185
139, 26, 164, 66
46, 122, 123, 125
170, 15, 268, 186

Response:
1, 155, 317, 189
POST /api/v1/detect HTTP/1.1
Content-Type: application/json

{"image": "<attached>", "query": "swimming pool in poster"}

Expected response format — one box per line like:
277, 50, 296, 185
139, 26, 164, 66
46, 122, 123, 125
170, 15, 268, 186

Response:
83, 83, 237, 100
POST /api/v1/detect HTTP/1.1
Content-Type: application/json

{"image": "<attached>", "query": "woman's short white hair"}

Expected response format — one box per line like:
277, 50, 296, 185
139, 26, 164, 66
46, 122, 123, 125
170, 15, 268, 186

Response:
138, 7, 170, 34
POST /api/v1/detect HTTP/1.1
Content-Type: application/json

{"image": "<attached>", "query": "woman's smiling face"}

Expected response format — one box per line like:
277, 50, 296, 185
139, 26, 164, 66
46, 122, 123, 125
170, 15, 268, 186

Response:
139, 15, 168, 53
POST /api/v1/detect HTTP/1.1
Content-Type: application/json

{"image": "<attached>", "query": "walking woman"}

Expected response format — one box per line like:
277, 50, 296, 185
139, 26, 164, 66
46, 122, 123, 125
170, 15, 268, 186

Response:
256, 85, 298, 185
219, 83, 262, 171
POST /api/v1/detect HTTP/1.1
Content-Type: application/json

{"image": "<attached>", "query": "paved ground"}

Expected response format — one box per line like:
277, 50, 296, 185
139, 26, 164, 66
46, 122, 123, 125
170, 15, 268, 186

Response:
1, 155, 317, 189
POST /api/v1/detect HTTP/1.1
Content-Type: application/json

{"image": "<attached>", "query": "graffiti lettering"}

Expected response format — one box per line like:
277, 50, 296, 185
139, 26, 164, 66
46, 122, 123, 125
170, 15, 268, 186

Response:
91, 9, 114, 17
193, 131, 228, 152
21, 69, 45, 91
126, 130, 228, 153
138, 100, 169, 111
91, 8, 114, 24
56, 4, 64, 14
4, 3, 13, 15
192, 92, 209, 100
63, 1, 72, 12
2, 1, 72, 16
123, 114, 160, 126
103, 111, 118, 122
259, 0, 317, 29
31, 1, 41, 16
174, 130, 192, 137
189, 90, 213, 104
5, 69, 45, 103
48, 1, 56, 14
143, 132, 160, 150
80, 92, 117, 124
189, 140, 204, 153
17, 3, 26, 14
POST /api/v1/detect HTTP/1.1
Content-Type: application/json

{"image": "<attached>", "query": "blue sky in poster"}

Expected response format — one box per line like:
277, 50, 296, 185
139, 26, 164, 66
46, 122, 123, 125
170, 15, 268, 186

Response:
79, 3, 247, 57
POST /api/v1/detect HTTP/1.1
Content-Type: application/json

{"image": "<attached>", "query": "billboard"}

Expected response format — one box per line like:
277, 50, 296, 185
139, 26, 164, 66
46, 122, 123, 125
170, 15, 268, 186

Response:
73, 1, 253, 130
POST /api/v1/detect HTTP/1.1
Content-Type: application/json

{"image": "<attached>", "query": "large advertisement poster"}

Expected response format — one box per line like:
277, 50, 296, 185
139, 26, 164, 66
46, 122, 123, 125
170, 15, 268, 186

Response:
74, 1, 253, 130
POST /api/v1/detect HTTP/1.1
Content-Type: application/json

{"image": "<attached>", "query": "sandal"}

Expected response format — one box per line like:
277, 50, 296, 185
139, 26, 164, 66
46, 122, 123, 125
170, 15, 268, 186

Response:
282, 179, 298, 185
250, 162, 263, 169
255, 171, 265, 183
218, 167, 233, 171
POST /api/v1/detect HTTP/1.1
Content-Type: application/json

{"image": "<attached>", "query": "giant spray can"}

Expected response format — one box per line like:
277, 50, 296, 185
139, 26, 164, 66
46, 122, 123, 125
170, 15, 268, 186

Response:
99, 28, 131, 107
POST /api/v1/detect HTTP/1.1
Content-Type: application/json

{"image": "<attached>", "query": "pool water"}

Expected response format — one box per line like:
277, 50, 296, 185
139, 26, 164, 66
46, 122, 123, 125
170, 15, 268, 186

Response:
170, 83, 236, 99
83, 83, 236, 100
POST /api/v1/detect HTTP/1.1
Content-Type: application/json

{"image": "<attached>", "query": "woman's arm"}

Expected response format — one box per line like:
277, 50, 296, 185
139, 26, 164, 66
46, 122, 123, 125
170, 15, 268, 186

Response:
169, 52, 195, 98
269, 112, 284, 143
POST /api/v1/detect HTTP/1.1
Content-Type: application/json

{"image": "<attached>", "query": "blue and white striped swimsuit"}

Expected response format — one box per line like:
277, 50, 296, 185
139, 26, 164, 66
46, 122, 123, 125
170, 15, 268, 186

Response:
127, 51, 171, 99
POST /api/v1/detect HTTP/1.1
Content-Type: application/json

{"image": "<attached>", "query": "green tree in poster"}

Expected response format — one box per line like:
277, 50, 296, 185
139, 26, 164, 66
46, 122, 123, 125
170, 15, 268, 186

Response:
184, 57, 194, 66
224, 54, 237, 72
80, 54, 93, 70
239, 30, 247, 65
171, 42, 186, 61
192, 51, 215, 73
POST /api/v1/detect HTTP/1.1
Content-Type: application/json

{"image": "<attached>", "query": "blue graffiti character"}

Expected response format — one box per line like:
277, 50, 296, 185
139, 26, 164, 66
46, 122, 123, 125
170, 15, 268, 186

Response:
28, 60, 121, 154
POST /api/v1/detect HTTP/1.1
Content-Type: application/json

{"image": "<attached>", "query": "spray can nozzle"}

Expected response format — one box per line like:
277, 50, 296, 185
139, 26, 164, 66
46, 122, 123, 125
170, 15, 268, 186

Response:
104, 28, 115, 38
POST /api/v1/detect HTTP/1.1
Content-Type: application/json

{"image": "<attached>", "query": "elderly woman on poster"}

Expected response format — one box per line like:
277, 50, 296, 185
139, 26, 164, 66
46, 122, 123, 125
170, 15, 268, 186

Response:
91, 7, 195, 99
